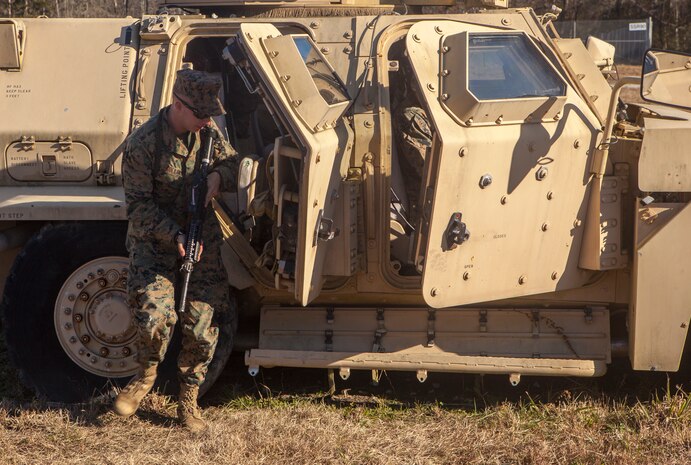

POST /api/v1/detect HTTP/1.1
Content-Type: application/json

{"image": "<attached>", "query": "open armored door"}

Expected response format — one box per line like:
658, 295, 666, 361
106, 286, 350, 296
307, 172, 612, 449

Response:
405, 21, 596, 308
233, 24, 352, 305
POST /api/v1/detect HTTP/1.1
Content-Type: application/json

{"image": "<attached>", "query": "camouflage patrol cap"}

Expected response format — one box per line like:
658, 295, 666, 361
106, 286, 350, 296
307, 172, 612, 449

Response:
173, 69, 225, 118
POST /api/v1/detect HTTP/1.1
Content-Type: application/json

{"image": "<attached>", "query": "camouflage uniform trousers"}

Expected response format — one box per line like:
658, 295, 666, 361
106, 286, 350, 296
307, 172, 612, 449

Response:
127, 225, 228, 386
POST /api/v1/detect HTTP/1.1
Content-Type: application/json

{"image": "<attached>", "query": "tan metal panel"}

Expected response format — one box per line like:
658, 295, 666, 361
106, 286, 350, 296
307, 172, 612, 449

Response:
239, 23, 353, 304
0, 186, 126, 220
639, 117, 691, 192
246, 349, 607, 377
0, 21, 23, 69
0, 19, 139, 187
257, 306, 610, 362
552, 38, 613, 124
405, 21, 601, 308
630, 202, 691, 371
5, 141, 92, 182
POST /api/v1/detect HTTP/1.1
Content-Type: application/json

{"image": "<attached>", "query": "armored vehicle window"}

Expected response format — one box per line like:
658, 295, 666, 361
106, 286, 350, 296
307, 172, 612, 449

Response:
468, 34, 566, 100
292, 36, 349, 106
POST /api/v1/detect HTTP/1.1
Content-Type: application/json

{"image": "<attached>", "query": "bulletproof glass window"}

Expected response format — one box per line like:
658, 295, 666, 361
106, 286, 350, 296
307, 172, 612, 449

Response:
468, 34, 566, 100
292, 36, 349, 106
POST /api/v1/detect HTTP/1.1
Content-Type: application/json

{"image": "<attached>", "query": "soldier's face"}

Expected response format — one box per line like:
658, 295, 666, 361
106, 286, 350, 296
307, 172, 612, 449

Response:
175, 97, 212, 133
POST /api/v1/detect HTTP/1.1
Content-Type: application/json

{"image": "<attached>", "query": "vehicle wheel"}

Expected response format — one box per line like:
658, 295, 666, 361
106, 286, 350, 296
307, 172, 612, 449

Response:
1, 222, 236, 403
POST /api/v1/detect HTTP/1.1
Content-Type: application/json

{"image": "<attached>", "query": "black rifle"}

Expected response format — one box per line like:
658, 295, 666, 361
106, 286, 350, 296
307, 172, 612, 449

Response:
178, 126, 216, 313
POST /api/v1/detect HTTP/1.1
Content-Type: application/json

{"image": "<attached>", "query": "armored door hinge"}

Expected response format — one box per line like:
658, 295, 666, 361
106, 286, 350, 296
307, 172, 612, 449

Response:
18, 135, 35, 150
96, 160, 115, 186
57, 136, 72, 150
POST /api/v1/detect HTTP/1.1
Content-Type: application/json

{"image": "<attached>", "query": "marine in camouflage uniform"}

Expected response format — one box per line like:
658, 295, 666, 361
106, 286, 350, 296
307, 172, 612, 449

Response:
113, 69, 238, 432
393, 100, 433, 228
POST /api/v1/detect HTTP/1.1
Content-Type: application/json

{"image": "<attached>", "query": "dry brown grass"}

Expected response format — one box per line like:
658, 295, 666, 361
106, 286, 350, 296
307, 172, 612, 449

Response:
1, 385, 690, 465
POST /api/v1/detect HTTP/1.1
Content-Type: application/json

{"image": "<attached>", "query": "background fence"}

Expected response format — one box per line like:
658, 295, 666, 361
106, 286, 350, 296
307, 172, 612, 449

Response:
554, 18, 653, 65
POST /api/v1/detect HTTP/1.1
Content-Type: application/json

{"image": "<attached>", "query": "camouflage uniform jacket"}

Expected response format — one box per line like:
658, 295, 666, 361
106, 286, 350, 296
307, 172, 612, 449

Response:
123, 107, 238, 249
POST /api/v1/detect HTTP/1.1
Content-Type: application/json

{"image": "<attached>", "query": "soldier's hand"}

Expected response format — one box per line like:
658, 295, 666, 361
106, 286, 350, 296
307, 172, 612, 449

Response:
176, 232, 186, 257
205, 172, 221, 206
176, 233, 204, 259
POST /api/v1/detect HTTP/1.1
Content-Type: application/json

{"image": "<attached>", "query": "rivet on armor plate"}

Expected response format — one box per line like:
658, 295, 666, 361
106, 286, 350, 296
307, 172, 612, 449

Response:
519, 275, 527, 285
310, 21, 320, 29
281, 74, 291, 81
441, 69, 449, 76
501, 18, 511, 25
573, 219, 582, 227
465, 118, 473, 126
479, 174, 493, 189
442, 46, 449, 53
364, 120, 373, 128
320, 47, 330, 55
501, 196, 508, 205
459, 147, 467, 157
574, 139, 581, 148
430, 288, 438, 297
269, 51, 279, 58
547, 191, 554, 200
434, 26, 443, 34
463, 272, 470, 281
343, 46, 352, 54
343, 31, 353, 39
427, 83, 436, 91
441, 93, 449, 101
554, 112, 562, 121
412, 34, 420, 42
245, 32, 253, 40
496, 115, 503, 124
541, 223, 549, 231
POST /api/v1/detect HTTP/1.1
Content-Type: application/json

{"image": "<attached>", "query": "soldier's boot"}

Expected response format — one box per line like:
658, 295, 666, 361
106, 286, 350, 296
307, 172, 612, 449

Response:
112, 365, 157, 417
178, 383, 207, 433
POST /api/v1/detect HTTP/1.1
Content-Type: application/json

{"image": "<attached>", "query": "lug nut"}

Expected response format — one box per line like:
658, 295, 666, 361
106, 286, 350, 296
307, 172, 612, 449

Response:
79, 292, 89, 301
122, 347, 131, 356
98, 278, 107, 287
99, 347, 109, 357
74, 314, 83, 322
81, 335, 91, 344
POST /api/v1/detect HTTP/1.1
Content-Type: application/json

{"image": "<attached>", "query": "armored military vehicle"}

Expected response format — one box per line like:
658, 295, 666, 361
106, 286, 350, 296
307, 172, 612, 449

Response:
1, 0, 690, 402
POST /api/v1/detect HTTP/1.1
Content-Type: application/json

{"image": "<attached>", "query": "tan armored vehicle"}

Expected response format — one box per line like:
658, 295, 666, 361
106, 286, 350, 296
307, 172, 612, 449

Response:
1, 0, 690, 402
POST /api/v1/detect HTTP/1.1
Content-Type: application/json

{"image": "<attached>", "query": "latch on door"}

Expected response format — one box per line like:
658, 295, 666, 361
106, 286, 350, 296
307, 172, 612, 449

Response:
444, 212, 470, 250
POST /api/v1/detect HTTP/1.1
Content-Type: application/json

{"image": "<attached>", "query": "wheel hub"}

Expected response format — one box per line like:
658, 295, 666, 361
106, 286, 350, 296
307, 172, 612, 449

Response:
54, 256, 139, 378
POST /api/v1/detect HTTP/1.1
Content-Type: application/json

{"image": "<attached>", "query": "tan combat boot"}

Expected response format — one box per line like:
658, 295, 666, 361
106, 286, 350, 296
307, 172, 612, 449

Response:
178, 383, 207, 433
112, 365, 157, 417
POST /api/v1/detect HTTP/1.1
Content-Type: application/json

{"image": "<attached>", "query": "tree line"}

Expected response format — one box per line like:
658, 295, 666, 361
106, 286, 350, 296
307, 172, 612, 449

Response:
1, 0, 689, 51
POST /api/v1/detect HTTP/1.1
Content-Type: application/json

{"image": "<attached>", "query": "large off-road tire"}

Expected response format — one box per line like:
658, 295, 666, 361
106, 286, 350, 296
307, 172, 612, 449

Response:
1, 222, 236, 403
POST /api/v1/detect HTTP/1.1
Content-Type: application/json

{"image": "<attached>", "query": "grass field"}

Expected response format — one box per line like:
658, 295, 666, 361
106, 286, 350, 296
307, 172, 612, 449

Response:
1, 353, 690, 465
